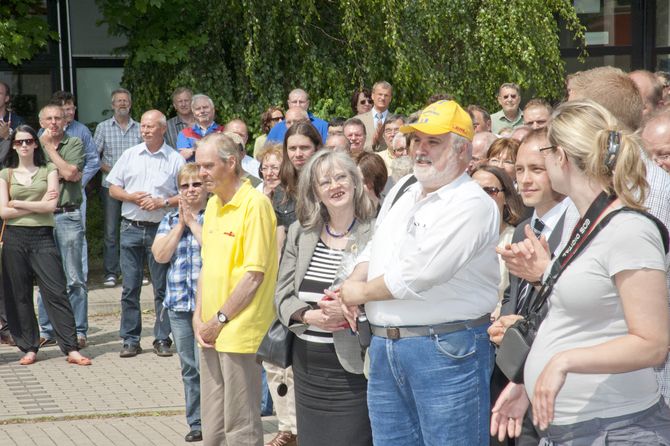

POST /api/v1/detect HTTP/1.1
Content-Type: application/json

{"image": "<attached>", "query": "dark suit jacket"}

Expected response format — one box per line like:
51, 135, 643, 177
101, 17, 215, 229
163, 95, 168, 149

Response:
500, 212, 566, 317
275, 219, 373, 374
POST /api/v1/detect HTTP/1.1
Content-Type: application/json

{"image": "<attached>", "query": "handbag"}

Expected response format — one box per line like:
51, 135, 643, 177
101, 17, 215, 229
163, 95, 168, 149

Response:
495, 193, 670, 384
0, 168, 12, 271
256, 318, 294, 368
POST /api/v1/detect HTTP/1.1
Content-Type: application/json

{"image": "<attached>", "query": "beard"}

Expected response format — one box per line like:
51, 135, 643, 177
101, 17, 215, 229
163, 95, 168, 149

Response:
413, 155, 461, 191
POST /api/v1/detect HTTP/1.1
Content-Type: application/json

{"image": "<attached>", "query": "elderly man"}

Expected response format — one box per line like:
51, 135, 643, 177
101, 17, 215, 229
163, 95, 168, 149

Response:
522, 99, 552, 130
166, 87, 195, 149
343, 118, 367, 156
224, 118, 261, 179
267, 89, 328, 143
355, 81, 394, 149
34, 104, 88, 348
108, 110, 185, 358
177, 94, 224, 162
467, 105, 492, 133
324, 133, 351, 153
630, 70, 664, 117
491, 83, 523, 135
341, 100, 499, 444
468, 131, 497, 174
642, 110, 670, 173
94, 88, 143, 288
193, 133, 278, 446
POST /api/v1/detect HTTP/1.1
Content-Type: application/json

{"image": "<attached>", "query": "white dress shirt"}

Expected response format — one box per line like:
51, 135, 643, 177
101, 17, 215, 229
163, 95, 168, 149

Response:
365, 173, 500, 326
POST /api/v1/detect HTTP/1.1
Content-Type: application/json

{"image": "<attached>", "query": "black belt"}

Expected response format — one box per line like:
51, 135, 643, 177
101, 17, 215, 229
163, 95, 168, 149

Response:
54, 205, 79, 214
370, 314, 490, 340
122, 217, 160, 228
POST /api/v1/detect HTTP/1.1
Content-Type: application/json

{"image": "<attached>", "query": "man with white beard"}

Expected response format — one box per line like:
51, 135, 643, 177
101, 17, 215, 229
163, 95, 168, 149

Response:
340, 100, 500, 445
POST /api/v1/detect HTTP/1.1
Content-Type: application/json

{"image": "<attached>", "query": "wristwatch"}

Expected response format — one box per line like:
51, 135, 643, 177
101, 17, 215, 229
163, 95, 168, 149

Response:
163, 199, 170, 208
216, 311, 228, 325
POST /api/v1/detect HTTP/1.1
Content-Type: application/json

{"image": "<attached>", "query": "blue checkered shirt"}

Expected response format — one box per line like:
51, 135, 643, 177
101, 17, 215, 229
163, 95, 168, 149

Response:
93, 116, 142, 187
157, 210, 204, 312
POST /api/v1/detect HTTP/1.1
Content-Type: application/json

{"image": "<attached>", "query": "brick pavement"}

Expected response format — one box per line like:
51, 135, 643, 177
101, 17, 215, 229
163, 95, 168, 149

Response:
0, 284, 279, 445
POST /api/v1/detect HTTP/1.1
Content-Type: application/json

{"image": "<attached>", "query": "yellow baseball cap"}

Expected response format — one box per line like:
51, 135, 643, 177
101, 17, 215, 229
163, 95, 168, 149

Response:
400, 100, 474, 141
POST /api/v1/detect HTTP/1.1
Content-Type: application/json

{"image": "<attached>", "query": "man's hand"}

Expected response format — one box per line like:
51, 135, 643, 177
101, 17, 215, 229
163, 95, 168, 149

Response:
179, 148, 194, 160
496, 225, 551, 282
491, 382, 530, 442
488, 315, 524, 346
0, 120, 10, 140
339, 279, 368, 306
128, 191, 150, 206
326, 288, 360, 331
138, 196, 163, 211
199, 316, 224, 346
193, 316, 214, 348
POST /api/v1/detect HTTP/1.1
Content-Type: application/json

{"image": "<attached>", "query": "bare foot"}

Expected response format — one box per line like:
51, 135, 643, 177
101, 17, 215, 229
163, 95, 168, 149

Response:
67, 351, 92, 366
19, 352, 37, 365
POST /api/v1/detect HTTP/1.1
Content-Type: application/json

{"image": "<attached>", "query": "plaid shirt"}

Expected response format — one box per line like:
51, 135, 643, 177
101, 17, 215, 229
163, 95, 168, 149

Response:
158, 209, 204, 312
93, 116, 142, 186
165, 115, 190, 149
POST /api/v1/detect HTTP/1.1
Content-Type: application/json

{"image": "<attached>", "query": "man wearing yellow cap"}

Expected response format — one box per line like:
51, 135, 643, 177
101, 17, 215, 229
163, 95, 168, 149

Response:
341, 100, 500, 445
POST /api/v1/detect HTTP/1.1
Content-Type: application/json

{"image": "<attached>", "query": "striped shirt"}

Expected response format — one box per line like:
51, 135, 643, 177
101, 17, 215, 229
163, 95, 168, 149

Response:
298, 239, 344, 343
93, 116, 142, 186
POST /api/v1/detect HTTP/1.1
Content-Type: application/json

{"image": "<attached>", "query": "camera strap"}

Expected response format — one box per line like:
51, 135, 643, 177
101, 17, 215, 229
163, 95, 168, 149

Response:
527, 191, 617, 316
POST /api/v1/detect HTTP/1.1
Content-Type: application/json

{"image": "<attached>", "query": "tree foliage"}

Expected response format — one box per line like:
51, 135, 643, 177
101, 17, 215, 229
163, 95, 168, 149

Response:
97, 0, 585, 136
0, 0, 59, 65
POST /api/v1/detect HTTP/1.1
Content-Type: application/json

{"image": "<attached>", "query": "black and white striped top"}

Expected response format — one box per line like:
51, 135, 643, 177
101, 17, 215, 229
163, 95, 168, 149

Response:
297, 239, 344, 344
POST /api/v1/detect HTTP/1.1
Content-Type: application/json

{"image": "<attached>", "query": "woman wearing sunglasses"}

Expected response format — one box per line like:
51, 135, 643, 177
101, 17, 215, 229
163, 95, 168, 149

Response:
350, 88, 373, 116
471, 165, 524, 312
0, 125, 91, 366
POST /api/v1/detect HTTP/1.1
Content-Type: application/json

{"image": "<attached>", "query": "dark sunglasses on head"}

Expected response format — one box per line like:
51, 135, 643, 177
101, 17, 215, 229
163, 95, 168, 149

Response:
482, 186, 504, 196
13, 138, 36, 147
179, 182, 203, 190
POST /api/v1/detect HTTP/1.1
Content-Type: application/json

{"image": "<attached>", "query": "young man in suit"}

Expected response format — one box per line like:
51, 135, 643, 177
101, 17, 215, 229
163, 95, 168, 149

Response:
488, 127, 568, 445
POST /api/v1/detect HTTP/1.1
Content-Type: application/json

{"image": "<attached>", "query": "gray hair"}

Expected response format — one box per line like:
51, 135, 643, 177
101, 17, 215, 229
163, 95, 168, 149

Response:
191, 94, 214, 109
451, 133, 472, 161
372, 81, 393, 93
197, 133, 241, 176
112, 88, 132, 101
498, 83, 520, 96
296, 150, 375, 229
390, 156, 414, 182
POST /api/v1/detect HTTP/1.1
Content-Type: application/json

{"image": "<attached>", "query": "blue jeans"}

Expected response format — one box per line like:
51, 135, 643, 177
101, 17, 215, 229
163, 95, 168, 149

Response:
38, 210, 88, 338
102, 186, 122, 277
80, 190, 88, 281
261, 368, 273, 416
119, 220, 170, 345
367, 323, 494, 446
168, 310, 201, 430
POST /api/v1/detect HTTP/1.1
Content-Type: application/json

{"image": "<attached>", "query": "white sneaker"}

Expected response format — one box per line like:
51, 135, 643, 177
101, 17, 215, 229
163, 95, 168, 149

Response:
103, 275, 117, 287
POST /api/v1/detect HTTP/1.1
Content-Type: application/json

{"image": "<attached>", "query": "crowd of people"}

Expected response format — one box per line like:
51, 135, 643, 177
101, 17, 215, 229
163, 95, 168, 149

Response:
0, 66, 669, 445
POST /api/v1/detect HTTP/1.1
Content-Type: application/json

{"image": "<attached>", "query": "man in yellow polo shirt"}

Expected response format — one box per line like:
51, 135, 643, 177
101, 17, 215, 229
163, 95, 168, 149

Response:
194, 133, 278, 446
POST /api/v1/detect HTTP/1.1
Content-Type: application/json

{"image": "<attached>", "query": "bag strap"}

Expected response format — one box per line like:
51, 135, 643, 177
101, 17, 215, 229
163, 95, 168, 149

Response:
0, 168, 11, 243
390, 175, 417, 208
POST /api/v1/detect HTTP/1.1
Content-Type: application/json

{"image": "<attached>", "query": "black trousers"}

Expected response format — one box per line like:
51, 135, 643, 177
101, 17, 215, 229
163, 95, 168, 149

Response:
2, 225, 77, 354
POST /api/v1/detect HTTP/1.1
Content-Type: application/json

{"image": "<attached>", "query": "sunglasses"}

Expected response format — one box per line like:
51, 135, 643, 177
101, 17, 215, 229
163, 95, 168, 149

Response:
13, 138, 36, 147
482, 186, 504, 196
270, 116, 283, 122
359, 99, 373, 105
179, 181, 203, 190
501, 94, 518, 100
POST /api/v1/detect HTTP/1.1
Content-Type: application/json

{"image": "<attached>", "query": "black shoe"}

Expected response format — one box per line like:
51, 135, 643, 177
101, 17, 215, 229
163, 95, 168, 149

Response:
39, 337, 57, 348
153, 340, 173, 357
185, 430, 202, 442
119, 343, 142, 358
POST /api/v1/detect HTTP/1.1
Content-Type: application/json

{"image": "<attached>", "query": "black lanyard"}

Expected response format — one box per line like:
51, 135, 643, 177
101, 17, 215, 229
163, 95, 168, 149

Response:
528, 191, 617, 315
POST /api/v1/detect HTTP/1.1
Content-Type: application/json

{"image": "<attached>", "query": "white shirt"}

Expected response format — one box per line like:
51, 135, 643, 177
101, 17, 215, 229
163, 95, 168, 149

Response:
365, 173, 500, 326
532, 198, 570, 240
242, 154, 261, 179
106, 142, 185, 222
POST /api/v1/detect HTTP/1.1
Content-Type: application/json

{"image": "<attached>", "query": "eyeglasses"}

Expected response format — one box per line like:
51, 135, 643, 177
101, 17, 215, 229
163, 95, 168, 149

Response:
482, 186, 504, 196
539, 145, 557, 156
12, 138, 36, 147
359, 99, 373, 105
317, 173, 350, 190
179, 181, 202, 190
489, 158, 515, 166
261, 165, 280, 173
501, 94, 518, 100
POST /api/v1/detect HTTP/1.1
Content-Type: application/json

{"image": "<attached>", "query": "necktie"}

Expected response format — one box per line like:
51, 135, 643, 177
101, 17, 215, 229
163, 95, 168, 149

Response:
375, 113, 383, 128
532, 218, 545, 238
516, 219, 546, 313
